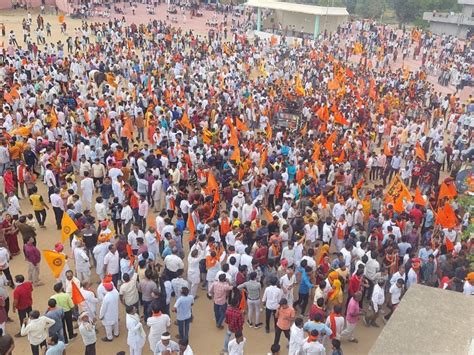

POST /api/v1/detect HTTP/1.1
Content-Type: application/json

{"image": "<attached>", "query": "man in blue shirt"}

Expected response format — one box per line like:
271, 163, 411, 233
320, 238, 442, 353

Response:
293, 264, 313, 316
304, 313, 333, 341
173, 287, 194, 340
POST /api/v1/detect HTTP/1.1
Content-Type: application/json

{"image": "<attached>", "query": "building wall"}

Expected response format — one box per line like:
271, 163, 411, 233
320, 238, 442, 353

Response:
461, 4, 474, 17
262, 11, 347, 35
0, 0, 57, 10
429, 22, 470, 38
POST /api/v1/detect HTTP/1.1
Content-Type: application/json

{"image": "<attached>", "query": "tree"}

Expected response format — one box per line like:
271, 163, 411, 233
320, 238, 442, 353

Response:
345, 0, 358, 13
393, 0, 423, 23
355, 0, 385, 19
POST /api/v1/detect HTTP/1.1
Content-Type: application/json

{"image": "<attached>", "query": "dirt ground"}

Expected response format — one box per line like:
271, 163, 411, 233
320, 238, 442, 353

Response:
1, 5, 460, 354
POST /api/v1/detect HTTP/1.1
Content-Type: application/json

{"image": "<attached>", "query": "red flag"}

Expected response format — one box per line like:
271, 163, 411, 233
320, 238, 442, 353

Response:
71, 281, 85, 305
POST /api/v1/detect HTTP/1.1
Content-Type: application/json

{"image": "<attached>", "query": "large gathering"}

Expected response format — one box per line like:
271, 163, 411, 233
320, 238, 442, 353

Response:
0, 0, 472, 354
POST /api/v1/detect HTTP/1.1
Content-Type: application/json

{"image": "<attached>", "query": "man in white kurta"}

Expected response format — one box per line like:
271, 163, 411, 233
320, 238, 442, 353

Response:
99, 283, 120, 341
93, 240, 111, 280
80, 281, 99, 321
126, 306, 146, 355
74, 242, 91, 282
80, 171, 95, 210
187, 247, 203, 297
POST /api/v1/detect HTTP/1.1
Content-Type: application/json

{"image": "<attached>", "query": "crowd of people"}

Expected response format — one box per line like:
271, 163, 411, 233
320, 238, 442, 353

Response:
0, 3, 472, 355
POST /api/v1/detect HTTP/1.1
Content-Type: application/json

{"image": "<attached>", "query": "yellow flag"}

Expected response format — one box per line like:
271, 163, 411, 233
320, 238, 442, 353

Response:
61, 213, 77, 242
43, 250, 66, 278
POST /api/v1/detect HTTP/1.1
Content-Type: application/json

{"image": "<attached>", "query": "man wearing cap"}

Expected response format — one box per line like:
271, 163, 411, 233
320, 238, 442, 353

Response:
99, 282, 119, 342
154, 332, 179, 355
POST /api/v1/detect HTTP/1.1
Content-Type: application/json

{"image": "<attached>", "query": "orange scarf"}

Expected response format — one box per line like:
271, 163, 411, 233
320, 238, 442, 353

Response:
206, 255, 219, 269
329, 312, 338, 339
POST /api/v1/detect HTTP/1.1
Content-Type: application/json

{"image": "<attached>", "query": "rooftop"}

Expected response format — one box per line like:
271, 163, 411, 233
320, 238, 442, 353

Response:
245, 0, 349, 16
369, 284, 474, 355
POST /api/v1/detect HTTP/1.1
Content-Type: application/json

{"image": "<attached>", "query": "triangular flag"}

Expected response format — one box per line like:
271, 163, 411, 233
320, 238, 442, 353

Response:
300, 123, 308, 136
438, 182, 456, 201
61, 213, 78, 243
324, 132, 337, 155
334, 111, 349, 126
414, 187, 426, 206
312, 143, 321, 161
415, 142, 426, 161
235, 117, 249, 132
42, 250, 66, 279
180, 111, 193, 131
71, 280, 85, 305
205, 171, 218, 196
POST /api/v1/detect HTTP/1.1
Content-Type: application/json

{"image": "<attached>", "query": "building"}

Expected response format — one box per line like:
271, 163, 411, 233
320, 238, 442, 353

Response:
369, 284, 474, 355
245, 0, 348, 41
423, 0, 474, 39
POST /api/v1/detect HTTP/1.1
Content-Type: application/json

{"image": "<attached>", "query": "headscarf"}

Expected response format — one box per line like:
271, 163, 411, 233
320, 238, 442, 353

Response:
327, 279, 342, 302
317, 244, 330, 265
328, 271, 339, 285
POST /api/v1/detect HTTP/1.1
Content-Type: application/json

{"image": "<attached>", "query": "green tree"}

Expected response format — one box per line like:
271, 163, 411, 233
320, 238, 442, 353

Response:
355, 0, 385, 19
393, 0, 423, 23
345, 0, 358, 13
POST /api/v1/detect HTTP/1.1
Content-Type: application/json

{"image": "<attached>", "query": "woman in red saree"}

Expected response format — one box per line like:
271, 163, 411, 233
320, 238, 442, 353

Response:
3, 214, 20, 256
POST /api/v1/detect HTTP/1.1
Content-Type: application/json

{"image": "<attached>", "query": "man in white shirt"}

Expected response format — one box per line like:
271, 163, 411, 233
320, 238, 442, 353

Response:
164, 250, 184, 280
94, 197, 107, 222
103, 244, 120, 286
44, 163, 57, 200
302, 329, 326, 355
262, 277, 283, 333
128, 223, 144, 254
50, 188, 64, 230
304, 219, 318, 244
74, 241, 91, 282
384, 278, 404, 322
322, 218, 333, 244
121, 201, 134, 236
365, 279, 385, 327
80, 171, 94, 210
227, 331, 246, 355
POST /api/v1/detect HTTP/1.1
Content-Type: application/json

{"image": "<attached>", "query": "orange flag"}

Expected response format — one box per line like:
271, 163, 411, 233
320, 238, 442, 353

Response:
102, 117, 111, 132
205, 171, 218, 196
187, 213, 196, 241
383, 142, 392, 156
394, 195, 405, 213
42, 250, 66, 278
436, 203, 457, 228
3, 92, 13, 105
71, 281, 85, 305
328, 80, 340, 90
126, 244, 135, 267
180, 111, 193, 131
58, 14, 65, 23
312, 142, 321, 161
316, 106, 329, 121
334, 111, 349, 126
266, 121, 272, 140
238, 165, 245, 182
324, 132, 337, 155
319, 193, 327, 208
415, 142, 426, 161
414, 187, 426, 206
300, 123, 308, 136
61, 213, 77, 243
121, 117, 134, 139
259, 149, 267, 169
438, 182, 457, 201
235, 117, 249, 132
445, 237, 454, 252
263, 208, 273, 222
335, 150, 345, 163
230, 146, 241, 162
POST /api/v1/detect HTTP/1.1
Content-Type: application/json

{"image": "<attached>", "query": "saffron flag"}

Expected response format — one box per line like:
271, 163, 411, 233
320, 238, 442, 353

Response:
328, 80, 340, 91
187, 213, 196, 241
414, 187, 426, 206
415, 142, 426, 161
263, 208, 273, 222
300, 123, 308, 136
126, 243, 135, 267
205, 171, 218, 197
230, 146, 241, 162
266, 121, 272, 140
180, 111, 193, 131
259, 149, 267, 169
121, 117, 134, 139
438, 181, 457, 201
445, 237, 454, 252
235, 117, 249, 132
71, 280, 85, 305
61, 213, 78, 243
312, 142, 321, 161
436, 203, 457, 229
324, 132, 337, 155
58, 14, 65, 24
334, 111, 349, 126
43, 250, 66, 279
385, 175, 412, 204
